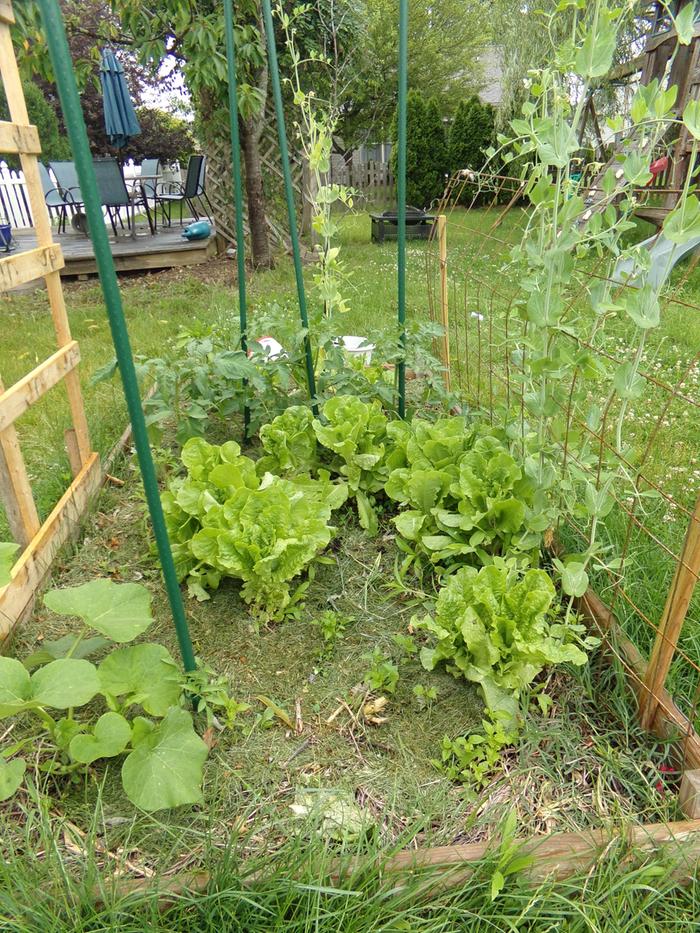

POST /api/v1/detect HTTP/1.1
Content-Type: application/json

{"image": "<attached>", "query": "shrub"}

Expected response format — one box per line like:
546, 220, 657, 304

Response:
390, 90, 444, 208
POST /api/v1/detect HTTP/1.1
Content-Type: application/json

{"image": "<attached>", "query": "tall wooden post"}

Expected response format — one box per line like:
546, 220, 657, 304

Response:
437, 215, 451, 392
640, 494, 700, 731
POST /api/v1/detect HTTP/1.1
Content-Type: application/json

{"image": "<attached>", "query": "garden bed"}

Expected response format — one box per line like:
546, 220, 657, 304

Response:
2, 443, 679, 876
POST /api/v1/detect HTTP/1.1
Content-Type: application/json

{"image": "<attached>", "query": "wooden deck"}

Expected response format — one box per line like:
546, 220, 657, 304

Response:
7, 221, 219, 280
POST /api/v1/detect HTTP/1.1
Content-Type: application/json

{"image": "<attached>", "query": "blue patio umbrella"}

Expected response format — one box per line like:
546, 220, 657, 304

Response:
99, 48, 141, 149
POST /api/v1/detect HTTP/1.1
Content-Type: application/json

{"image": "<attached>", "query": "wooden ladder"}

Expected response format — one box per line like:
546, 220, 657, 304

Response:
0, 0, 101, 645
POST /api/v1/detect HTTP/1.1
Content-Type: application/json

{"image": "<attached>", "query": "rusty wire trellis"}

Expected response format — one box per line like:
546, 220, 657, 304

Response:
425, 169, 700, 769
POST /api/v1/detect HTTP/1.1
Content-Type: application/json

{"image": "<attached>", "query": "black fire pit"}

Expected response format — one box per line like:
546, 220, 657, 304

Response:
370, 206, 436, 243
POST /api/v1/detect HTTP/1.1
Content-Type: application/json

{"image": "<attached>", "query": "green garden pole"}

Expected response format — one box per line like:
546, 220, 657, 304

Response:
396, 0, 408, 418
261, 0, 318, 414
223, 0, 250, 438
38, 0, 197, 673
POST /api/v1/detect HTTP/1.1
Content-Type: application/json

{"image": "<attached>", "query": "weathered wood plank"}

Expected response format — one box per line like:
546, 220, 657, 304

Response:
641, 494, 700, 730
0, 120, 40, 155
680, 771, 700, 820
99, 818, 700, 908
0, 341, 80, 431
0, 375, 40, 548
0, 243, 64, 291
577, 586, 700, 771
0, 453, 102, 646
0, 0, 14, 25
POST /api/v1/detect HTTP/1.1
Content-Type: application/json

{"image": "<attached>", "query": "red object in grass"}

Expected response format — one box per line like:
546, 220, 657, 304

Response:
655, 762, 675, 796
646, 156, 669, 186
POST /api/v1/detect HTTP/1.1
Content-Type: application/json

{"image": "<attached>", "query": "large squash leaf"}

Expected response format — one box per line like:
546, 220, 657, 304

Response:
0, 757, 26, 801
44, 579, 153, 643
69, 712, 132, 765
30, 659, 100, 710
121, 709, 208, 812
98, 644, 181, 716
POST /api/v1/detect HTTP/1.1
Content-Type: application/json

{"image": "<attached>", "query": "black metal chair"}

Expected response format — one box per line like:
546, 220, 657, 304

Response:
155, 155, 213, 226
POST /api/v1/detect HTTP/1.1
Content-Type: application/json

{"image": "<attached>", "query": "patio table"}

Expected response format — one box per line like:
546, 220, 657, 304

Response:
126, 173, 161, 237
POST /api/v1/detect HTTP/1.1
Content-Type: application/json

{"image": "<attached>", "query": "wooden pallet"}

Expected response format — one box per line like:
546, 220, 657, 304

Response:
0, 0, 100, 646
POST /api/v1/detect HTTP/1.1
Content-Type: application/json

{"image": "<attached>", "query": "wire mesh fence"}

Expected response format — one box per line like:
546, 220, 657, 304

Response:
425, 170, 700, 764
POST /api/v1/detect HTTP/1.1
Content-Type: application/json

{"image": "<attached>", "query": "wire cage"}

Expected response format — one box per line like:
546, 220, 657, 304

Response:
424, 168, 700, 770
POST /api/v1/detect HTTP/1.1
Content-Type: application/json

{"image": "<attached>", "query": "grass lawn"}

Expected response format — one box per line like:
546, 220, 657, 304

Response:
1, 208, 700, 927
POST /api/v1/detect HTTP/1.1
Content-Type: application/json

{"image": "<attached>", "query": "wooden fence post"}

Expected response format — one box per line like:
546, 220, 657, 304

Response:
437, 215, 451, 392
639, 494, 700, 731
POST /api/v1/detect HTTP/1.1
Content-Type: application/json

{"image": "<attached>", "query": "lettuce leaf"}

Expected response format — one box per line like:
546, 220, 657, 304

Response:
417, 564, 589, 727
163, 437, 346, 619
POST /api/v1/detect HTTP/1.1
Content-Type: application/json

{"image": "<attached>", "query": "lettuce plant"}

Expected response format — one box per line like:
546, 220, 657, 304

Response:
0, 579, 208, 812
386, 426, 551, 574
257, 404, 318, 476
163, 437, 347, 619
313, 395, 389, 535
417, 562, 593, 727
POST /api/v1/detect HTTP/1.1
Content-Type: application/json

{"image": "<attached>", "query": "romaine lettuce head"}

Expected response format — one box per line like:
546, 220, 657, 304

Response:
417, 564, 588, 727
257, 405, 318, 476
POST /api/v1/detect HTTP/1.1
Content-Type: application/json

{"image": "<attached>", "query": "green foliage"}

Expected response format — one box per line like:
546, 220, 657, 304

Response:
0, 81, 69, 167
311, 610, 351, 645
257, 405, 318, 476
0, 541, 17, 587
417, 563, 592, 725
362, 648, 399, 695
93, 327, 267, 444
313, 396, 389, 535
181, 662, 251, 730
277, 2, 355, 319
0, 580, 210, 812
385, 422, 548, 574
339, 0, 488, 146
412, 683, 437, 710
390, 90, 445, 208
44, 579, 153, 643
435, 708, 517, 787
163, 437, 347, 619
447, 96, 495, 202
130, 107, 195, 165
120, 708, 208, 811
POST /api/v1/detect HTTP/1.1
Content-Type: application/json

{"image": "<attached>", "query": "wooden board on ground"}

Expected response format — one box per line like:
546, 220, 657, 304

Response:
0, 453, 102, 647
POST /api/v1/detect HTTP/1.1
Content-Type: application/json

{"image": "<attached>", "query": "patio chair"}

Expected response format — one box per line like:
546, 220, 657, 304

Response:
92, 159, 154, 236
39, 163, 71, 233
138, 158, 161, 200
48, 160, 85, 229
155, 154, 214, 227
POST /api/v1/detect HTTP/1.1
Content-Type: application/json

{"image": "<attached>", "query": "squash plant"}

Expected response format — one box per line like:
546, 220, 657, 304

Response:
0, 578, 208, 812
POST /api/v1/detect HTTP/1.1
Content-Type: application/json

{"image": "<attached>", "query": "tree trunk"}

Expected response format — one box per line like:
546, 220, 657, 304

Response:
240, 118, 272, 269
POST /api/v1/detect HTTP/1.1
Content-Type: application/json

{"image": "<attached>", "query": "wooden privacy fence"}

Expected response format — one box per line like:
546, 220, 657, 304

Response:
330, 158, 395, 204
0, 0, 101, 646
425, 171, 700, 794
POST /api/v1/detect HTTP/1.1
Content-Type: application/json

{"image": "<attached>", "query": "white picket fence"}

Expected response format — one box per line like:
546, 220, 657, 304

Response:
0, 159, 182, 230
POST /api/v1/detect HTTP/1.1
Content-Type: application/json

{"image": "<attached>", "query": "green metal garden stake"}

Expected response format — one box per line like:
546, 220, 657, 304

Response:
261, 0, 318, 415
223, 0, 250, 439
396, 0, 408, 419
38, 0, 197, 673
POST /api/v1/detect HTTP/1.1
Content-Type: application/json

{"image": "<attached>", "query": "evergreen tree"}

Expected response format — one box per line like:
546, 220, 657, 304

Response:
391, 90, 447, 208
447, 95, 479, 174
0, 81, 70, 168
448, 96, 496, 204
424, 97, 448, 203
